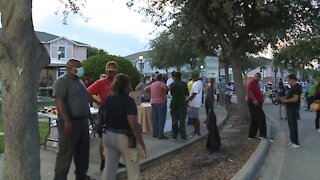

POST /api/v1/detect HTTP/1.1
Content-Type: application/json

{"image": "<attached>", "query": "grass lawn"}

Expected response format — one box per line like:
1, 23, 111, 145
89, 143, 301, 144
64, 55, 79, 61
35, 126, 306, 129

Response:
0, 101, 54, 153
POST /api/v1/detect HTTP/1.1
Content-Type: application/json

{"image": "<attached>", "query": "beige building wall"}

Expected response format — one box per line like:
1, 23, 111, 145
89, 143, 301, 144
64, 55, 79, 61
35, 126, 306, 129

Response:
73, 46, 87, 61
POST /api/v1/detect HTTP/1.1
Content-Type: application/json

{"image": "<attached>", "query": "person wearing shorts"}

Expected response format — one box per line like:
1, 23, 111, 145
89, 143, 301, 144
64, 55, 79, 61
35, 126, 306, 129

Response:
186, 70, 203, 137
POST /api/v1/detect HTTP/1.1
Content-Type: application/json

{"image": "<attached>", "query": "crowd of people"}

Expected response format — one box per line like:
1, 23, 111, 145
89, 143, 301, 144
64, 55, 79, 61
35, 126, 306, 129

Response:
52, 58, 237, 180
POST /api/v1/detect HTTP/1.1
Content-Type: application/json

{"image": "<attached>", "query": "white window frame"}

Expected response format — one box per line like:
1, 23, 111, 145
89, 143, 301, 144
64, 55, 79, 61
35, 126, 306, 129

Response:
49, 38, 74, 61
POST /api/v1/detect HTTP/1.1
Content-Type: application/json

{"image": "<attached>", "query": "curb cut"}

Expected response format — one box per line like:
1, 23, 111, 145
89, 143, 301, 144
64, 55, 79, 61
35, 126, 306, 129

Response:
116, 110, 229, 179
231, 116, 272, 180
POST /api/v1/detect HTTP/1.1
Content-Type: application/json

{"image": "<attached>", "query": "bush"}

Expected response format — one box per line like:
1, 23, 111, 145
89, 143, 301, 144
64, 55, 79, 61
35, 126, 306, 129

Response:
82, 54, 141, 88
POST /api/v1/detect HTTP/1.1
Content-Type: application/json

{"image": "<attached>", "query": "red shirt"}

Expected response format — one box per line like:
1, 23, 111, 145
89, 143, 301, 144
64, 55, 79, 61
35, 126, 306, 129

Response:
87, 77, 112, 106
246, 80, 264, 103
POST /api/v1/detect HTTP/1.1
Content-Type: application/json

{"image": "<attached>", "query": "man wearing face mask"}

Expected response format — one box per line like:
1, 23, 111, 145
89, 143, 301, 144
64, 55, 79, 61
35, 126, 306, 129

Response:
53, 59, 93, 180
87, 61, 122, 171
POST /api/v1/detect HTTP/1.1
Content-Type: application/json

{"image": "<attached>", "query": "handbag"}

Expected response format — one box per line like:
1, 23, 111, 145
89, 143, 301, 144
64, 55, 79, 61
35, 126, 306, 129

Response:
311, 102, 320, 110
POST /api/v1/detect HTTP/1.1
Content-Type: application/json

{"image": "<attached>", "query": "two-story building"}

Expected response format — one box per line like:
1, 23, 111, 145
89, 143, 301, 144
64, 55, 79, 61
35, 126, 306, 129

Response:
0, 28, 88, 86
36, 31, 88, 86
0, 29, 88, 97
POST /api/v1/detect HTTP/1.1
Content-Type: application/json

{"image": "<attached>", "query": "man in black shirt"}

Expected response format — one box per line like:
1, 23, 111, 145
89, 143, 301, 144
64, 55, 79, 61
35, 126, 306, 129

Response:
281, 74, 302, 148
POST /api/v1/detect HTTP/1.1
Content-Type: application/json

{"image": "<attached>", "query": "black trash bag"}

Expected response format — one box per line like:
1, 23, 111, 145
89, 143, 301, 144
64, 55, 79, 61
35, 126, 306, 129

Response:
206, 109, 221, 153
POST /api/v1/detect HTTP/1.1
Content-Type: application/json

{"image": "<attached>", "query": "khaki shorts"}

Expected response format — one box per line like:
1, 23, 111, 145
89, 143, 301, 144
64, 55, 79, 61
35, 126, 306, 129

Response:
188, 107, 200, 118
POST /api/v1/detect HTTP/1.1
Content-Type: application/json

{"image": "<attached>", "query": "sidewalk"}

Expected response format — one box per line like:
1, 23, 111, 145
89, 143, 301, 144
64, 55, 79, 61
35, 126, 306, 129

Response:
0, 105, 227, 180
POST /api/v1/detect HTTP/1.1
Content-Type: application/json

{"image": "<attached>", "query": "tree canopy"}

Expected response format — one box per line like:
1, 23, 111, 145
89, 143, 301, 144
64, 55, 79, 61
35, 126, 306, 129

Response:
274, 38, 320, 71
82, 54, 141, 88
129, 0, 320, 122
87, 46, 108, 58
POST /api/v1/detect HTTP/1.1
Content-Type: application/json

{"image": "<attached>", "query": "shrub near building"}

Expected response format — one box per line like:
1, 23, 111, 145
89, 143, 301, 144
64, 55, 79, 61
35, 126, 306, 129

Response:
82, 54, 141, 88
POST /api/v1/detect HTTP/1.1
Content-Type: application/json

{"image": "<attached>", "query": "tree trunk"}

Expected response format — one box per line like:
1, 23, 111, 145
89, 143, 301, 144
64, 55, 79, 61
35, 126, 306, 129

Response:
0, 0, 50, 179
230, 53, 249, 123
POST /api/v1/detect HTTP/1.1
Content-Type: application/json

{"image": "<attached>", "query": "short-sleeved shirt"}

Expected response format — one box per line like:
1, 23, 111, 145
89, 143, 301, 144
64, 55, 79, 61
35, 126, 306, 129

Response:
150, 81, 167, 104
187, 80, 194, 92
286, 83, 302, 109
304, 83, 310, 93
53, 73, 90, 119
189, 79, 203, 108
217, 81, 226, 93
170, 80, 189, 109
225, 85, 233, 96
87, 77, 112, 106
166, 77, 174, 87
137, 82, 150, 100
104, 92, 137, 130
246, 80, 264, 103
309, 83, 316, 97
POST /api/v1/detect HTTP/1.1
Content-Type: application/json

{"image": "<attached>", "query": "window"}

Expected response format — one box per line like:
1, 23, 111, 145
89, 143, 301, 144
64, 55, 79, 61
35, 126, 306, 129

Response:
58, 47, 65, 60
57, 68, 66, 77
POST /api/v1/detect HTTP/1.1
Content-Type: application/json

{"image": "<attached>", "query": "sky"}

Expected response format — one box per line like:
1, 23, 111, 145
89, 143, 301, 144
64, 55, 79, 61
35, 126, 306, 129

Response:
32, 0, 162, 56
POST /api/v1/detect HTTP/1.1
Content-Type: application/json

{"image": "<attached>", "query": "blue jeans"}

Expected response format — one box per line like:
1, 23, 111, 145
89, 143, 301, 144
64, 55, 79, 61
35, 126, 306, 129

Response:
151, 103, 167, 137
287, 107, 299, 145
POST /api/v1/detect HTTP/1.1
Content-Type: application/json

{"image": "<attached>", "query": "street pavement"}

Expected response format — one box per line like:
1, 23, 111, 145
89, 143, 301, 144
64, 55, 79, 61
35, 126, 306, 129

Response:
0, 103, 227, 180
258, 101, 320, 180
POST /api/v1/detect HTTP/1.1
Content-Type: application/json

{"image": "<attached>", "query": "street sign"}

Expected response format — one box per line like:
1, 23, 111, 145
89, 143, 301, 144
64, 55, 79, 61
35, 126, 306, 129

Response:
204, 56, 219, 78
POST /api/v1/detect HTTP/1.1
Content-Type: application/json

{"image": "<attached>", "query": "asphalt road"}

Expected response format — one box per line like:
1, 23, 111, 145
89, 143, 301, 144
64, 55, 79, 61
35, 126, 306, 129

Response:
258, 102, 320, 180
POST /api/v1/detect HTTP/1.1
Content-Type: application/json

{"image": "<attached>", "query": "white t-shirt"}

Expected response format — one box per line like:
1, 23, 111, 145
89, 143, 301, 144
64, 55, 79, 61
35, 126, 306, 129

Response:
189, 79, 203, 108
166, 77, 174, 87
225, 85, 234, 96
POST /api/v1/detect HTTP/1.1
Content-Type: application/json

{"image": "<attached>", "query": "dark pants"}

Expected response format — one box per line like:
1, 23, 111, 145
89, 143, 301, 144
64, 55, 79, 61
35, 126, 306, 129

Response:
287, 108, 299, 145
307, 96, 314, 110
151, 103, 167, 137
54, 118, 90, 180
97, 107, 105, 138
315, 110, 320, 129
205, 93, 214, 115
170, 106, 187, 139
247, 102, 267, 138
225, 95, 232, 109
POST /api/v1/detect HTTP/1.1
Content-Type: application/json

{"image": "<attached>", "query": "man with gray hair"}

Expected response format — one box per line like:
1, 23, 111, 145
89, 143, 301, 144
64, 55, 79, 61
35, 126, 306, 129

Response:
53, 59, 93, 180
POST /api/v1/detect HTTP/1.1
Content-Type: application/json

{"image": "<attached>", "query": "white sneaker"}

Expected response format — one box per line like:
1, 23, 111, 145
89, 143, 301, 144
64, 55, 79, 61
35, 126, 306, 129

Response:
288, 143, 300, 148
287, 142, 293, 146
317, 129, 320, 133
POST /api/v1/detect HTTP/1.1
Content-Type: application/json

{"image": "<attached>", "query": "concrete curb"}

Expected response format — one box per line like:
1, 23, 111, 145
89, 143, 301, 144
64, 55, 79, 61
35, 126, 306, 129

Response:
231, 116, 272, 180
116, 110, 229, 179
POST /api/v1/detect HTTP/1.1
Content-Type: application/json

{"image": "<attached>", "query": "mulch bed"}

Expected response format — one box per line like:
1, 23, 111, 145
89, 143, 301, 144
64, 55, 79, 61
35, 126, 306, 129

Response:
138, 112, 260, 180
